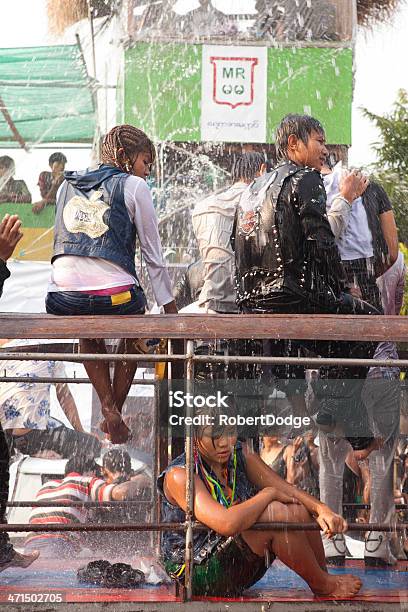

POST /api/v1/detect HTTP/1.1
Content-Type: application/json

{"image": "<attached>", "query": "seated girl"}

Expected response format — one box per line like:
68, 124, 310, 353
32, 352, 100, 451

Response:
46, 125, 178, 444
158, 405, 362, 599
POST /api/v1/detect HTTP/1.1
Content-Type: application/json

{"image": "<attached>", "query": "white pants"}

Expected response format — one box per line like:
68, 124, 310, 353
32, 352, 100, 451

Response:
319, 377, 399, 525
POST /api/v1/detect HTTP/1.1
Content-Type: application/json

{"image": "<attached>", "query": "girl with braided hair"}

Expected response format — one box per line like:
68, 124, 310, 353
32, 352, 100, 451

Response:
46, 124, 177, 444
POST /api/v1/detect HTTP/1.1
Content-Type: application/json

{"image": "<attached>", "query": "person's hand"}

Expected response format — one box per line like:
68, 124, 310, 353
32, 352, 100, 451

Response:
340, 169, 369, 204
32, 200, 45, 214
349, 284, 362, 298
0, 214, 23, 261
315, 505, 347, 539
263, 486, 300, 505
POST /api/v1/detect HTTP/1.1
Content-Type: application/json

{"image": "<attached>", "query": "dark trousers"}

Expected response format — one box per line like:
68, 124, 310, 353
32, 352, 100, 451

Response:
241, 300, 377, 444
342, 257, 383, 313
13, 426, 101, 459
0, 422, 13, 562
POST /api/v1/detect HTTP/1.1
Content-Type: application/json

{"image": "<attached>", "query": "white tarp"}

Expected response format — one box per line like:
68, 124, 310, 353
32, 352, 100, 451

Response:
0, 259, 51, 313
0, 261, 92, 429
201, 45, 267, 142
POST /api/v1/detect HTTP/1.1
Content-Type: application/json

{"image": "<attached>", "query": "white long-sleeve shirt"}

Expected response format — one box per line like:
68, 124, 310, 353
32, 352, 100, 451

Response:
192, 182, 248, 313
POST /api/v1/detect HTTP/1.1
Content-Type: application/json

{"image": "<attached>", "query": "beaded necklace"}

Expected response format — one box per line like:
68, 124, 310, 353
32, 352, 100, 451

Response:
194, 444, 237, 508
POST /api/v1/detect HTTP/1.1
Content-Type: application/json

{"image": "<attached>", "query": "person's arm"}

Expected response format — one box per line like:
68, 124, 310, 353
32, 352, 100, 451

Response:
359, 461, 370, 505
43, 174, 64, 205
55, 382, 85, 432
244, 448, 347, 537
12, 180, 32, 204
284, 439, 302, 486
327, 170, 369, 239
164, 466, 298, 537
174, 269, 193, 310
298, 171, 347, 296
309, 446, 320, 472
111, 474, 151, 500
380, 211, 398, 270
33, 174, 63, 213
327, 196, 352, 240
127, 177, 175, 310
37, 172, 49, 199
0, 214, 23, 297
0, 191, 11, 203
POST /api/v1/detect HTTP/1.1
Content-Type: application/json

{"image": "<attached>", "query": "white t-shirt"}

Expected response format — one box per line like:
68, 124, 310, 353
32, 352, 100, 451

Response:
324, 163, 373, 260
49, 175, 174, 307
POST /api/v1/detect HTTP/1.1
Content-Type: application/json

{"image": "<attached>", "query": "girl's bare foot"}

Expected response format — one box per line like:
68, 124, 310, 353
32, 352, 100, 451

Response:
314, 574, 362, 599
100, 413, 131, 444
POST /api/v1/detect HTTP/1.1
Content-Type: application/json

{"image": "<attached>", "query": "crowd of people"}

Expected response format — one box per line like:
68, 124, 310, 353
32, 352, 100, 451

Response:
0, 117, 406, 600
0, 152, 67, 211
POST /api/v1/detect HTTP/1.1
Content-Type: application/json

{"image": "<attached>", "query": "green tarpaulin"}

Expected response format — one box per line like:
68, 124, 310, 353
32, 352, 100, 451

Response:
0, 44, 96, 146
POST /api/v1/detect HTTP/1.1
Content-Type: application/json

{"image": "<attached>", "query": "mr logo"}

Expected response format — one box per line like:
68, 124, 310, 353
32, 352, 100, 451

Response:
210, 56, 258, 109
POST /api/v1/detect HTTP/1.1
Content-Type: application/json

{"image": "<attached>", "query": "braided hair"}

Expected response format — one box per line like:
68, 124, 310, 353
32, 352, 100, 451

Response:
101, 124, 156, 173
231, 152, 266, 183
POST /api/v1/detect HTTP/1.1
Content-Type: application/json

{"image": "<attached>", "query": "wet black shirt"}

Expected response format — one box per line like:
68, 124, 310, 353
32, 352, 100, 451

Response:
235, 162, 346, 313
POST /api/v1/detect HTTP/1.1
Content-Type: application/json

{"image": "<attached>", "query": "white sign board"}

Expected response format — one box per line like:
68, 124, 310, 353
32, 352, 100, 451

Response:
200, 45, 267, 142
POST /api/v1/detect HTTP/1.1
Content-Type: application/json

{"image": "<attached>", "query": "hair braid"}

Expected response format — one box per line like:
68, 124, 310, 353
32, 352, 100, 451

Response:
101, 124, 156, 173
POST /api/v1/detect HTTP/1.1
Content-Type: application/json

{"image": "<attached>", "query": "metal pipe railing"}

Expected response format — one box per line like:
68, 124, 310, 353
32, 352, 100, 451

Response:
2, 314, 408, 601
1, 351, 408, 368
0, 376, 155, 385
1, 521, 406, 533
184, 340, 195, 602
6, 501, 408, 510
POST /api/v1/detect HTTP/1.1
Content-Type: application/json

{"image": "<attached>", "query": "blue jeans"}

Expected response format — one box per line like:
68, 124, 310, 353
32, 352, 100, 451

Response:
45, 286, 146, 316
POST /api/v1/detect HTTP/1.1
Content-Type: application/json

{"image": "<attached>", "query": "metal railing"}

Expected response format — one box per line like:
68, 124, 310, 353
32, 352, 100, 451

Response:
0, 313, 407, 601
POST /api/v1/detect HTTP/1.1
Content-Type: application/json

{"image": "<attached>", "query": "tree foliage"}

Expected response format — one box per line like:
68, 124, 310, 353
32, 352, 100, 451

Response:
362, 89, 408, 244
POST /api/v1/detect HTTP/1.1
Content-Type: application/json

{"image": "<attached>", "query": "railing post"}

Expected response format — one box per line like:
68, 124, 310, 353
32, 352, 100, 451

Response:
184, 339, 195, 601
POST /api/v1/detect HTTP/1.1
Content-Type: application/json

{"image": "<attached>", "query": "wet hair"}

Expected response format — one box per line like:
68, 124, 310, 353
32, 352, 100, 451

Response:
193, 393, 237, 444
49, 152, 67, 166
101, 124, 156, 173
275, 114, 325, 161
102, 449, 132, 477
65, 455, 99, 477
231, 152, 265, 183
0, 155, 15, 173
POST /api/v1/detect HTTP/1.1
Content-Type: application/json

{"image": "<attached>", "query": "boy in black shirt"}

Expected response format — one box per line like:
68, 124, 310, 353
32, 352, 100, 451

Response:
234, 114, 376, 452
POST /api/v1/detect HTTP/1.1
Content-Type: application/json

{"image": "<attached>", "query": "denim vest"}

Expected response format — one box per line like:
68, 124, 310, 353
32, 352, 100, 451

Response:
157, 442, 257, 566
52, 164, 138, 279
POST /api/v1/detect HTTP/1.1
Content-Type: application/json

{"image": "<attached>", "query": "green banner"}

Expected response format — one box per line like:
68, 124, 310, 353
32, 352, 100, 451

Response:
0, 203, 54, 228
124, 43, 352, 144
